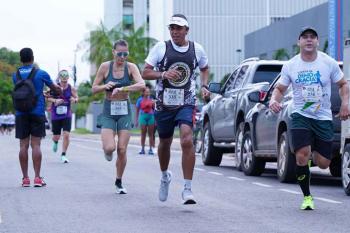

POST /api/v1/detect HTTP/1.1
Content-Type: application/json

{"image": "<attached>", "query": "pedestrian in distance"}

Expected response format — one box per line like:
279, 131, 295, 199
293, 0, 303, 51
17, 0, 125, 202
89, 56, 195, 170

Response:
269, 27, 350, 210
12, 47, 61, 187
46, 69, 79, 163
135, 84, 156, 155
142, 14, 210, 204
92, 39, 145, 194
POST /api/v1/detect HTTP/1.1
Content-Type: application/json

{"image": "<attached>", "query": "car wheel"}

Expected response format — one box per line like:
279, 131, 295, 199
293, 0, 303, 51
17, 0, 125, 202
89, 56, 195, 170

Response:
241, 130, 265, 176
342, 144, 350, 196
235, 122, 244, 171
201, 122, 223, 166
277, 132, 296, 183
329, 156, 341, 177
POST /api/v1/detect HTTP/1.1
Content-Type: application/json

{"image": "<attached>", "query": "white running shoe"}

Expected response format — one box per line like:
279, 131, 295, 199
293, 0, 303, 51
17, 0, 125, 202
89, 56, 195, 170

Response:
61, 156, 69, 163
115, 182, 127, 194
159, 171, 172, 202
182, 188, 196, 205
104, 153, 113, 161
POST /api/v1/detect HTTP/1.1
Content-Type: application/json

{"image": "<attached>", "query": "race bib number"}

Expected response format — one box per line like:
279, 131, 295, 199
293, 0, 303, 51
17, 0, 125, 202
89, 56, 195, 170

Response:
56, 106, 68, 115
111, 101, 128, 115
301, 84, 322, 102
163, 88, 184, 106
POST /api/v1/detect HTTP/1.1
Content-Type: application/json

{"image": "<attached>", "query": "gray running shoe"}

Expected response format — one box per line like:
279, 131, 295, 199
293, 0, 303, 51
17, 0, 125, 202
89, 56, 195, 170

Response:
159, 171, 172, 202
104, 153, 113, 161
182, 188, 196, 205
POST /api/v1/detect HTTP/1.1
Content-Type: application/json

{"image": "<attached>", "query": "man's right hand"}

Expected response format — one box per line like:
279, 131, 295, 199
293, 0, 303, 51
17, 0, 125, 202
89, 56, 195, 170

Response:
269, 99, 283, 113
163, 68, 182, 81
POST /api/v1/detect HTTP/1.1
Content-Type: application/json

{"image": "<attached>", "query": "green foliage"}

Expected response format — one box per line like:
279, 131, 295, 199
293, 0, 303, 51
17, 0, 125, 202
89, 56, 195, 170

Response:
0, 47, 21, 113
273, 48, 290, 60
73, 128, 92, 134
220, 73, 231, 86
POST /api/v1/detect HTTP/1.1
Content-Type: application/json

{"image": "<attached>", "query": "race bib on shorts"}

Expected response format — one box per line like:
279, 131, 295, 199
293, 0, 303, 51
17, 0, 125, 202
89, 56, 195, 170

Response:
163, 88, 184, 106
56, 106, 68, 115
111, 100, 128, 115
301, 84, 322, 102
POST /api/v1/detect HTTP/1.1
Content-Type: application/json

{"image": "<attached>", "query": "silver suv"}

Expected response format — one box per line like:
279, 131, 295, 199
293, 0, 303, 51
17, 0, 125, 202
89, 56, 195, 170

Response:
201, 58, 285, 167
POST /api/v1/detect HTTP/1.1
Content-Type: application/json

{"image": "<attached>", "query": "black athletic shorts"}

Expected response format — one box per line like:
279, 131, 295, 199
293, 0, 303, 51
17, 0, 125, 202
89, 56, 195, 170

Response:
291, 113, 333, 160
15, 114, 46, 139
51, 118, 72, 135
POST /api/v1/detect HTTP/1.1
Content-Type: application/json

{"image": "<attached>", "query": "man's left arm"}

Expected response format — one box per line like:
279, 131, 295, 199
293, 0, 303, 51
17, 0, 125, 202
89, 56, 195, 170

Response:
337, 77, 350, 120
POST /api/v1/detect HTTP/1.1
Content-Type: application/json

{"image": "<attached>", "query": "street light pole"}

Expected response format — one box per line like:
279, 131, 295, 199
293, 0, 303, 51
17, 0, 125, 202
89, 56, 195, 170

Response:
73, 45, 78, 87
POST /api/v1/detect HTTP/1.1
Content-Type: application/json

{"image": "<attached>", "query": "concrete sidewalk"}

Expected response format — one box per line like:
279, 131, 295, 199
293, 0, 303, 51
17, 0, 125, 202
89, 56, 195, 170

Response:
70, 132, 182, 151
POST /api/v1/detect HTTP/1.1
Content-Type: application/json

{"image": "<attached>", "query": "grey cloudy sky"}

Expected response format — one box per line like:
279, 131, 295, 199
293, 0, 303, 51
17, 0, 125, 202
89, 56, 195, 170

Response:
0, 0, 103, 84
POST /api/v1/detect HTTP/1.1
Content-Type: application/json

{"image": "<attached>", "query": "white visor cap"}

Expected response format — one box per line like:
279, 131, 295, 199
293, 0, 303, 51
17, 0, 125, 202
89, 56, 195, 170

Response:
168, 16, 189, 27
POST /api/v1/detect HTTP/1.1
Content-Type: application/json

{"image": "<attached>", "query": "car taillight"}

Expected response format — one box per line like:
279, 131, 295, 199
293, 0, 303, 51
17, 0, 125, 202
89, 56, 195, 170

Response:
259, 91, 267, 101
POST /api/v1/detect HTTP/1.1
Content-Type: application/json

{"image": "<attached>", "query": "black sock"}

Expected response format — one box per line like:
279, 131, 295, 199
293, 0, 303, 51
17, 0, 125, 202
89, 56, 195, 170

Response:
61, 152, 66, 156
296, 165, 311, 196
115, 178, 122, 186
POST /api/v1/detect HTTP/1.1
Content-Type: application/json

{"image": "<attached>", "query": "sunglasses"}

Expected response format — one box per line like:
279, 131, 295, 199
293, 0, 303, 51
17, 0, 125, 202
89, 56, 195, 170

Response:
59, 71, 69, 79
116, 51, 129, 58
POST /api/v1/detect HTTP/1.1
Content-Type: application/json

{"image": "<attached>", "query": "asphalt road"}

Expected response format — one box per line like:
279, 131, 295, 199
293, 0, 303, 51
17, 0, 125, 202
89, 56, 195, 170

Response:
0, 133, 349, 233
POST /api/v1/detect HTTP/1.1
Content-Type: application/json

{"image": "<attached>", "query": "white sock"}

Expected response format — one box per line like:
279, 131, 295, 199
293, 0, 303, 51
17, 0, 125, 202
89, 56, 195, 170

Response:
184, 179, 192, 189
162, 170, 169, 179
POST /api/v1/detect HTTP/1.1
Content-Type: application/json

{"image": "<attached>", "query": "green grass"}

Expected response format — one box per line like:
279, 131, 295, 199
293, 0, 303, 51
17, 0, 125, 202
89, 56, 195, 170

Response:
73, 128, 92, 134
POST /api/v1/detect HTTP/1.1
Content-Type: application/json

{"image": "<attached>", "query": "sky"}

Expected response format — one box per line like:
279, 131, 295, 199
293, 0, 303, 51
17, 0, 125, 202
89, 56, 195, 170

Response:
0, 0, 103, 85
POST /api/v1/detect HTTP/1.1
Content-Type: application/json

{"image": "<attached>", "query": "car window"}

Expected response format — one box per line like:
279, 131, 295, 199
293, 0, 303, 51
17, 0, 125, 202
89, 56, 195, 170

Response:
232, 65, 249, 89
223, 67, 239, 93
252, 64, 283, 84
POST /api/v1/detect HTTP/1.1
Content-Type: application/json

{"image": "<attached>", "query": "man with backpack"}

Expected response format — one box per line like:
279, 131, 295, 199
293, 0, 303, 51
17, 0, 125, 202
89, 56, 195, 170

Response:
12, 48, 61, 187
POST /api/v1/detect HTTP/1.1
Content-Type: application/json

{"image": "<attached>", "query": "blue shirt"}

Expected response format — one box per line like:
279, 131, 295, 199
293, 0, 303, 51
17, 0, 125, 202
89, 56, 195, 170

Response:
12, 65, 53, 116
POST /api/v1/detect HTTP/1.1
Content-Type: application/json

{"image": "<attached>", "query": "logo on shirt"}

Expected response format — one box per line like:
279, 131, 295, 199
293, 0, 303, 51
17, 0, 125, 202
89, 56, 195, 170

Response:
168, 62, 190, 87
295, 70, 322, 86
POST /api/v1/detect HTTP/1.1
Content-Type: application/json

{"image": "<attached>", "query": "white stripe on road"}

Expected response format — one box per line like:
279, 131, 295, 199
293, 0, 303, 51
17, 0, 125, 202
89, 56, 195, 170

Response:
71, 144, 102, 151
208, 172, 223, 176
227, 176, 245, 181
314, 197, 342, 204
0, 211, 2, 224
194, 168, 206, 171
278, 189, 302, 195
252, 182, 272, 188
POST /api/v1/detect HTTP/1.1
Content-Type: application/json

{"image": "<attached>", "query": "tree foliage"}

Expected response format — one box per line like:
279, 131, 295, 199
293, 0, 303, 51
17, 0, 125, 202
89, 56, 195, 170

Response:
0, 47, 21, 113
273, 48, 290, 60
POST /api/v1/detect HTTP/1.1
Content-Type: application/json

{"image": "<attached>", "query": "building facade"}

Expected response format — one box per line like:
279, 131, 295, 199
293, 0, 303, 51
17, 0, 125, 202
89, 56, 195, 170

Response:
172, 0, 327, 81
245, 1, 350, 61
104, 0, 327, 81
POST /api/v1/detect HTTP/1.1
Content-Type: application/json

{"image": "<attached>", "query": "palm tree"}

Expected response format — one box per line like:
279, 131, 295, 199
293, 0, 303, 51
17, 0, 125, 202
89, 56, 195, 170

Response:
273, 48, 290, 60
85, 21, 157, 72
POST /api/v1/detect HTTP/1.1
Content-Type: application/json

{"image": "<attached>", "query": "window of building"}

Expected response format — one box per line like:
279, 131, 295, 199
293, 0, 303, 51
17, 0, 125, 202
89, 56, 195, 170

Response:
270, 17, 287, 24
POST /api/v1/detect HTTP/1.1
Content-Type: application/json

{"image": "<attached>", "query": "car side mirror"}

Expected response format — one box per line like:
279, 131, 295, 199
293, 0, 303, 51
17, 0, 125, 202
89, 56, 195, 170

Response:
248, 91, 260, 102
208, 82, 221, 94
248, 91, 267, 103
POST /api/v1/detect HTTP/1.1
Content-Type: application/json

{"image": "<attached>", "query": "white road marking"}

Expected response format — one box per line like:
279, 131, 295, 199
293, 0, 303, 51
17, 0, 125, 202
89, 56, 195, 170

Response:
208, 172, 223, 176
227, 176, 245, 181
0, 211, 2, 224
252, 182, 272, 188
71, 144, 102, 151
194, 168, 206, 171
314, 197, 342, 204
278, 189, 302, 195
